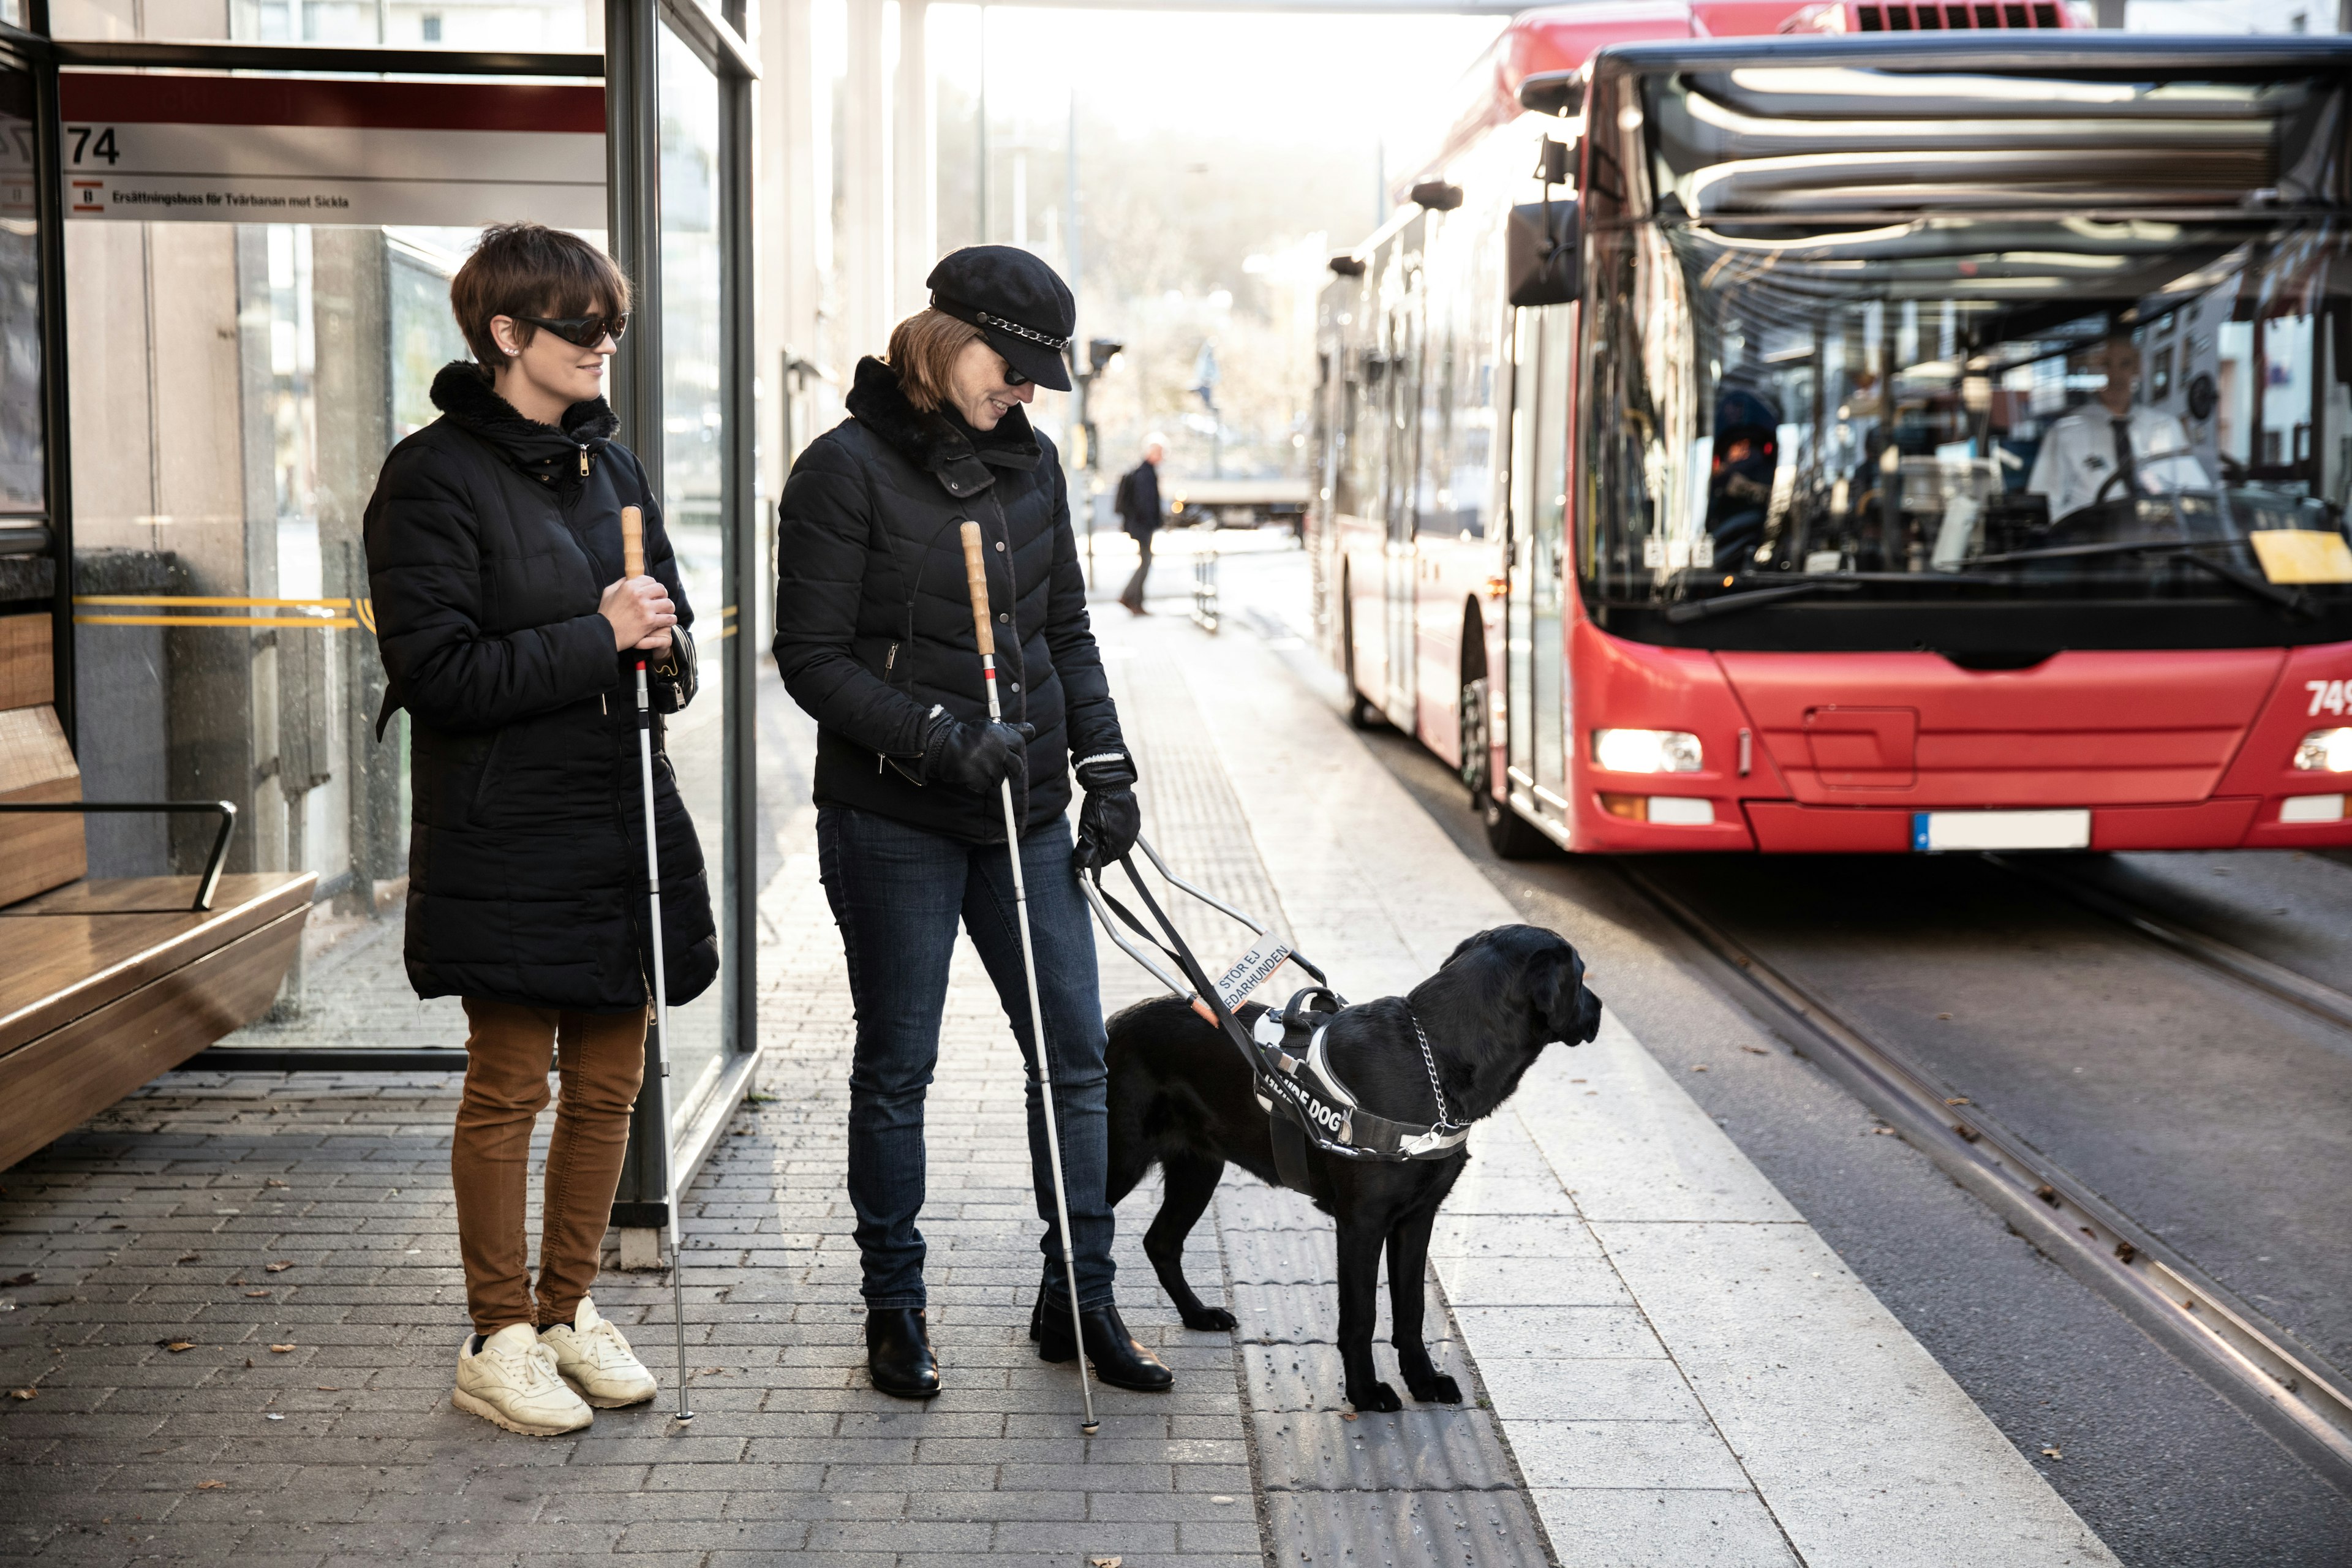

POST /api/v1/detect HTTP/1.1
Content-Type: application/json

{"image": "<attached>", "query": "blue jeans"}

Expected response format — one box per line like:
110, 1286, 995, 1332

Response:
815, 805, 1115, 1311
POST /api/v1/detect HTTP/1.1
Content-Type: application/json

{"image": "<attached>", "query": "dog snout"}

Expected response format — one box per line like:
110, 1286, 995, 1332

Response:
1570, 981, 1604, 1044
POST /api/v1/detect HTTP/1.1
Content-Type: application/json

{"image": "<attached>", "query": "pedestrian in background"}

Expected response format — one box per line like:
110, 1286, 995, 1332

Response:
1114, 434, 1166, 615
771, 245, 1169, 1401
364, 221, 718, 1438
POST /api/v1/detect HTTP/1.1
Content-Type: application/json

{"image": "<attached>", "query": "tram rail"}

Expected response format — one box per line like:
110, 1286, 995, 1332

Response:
1617, 862, 2352, 1493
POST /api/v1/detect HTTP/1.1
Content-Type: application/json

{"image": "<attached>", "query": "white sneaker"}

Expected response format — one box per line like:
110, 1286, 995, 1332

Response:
452, 1322, 594, 1436
539, 1296, 658, 1408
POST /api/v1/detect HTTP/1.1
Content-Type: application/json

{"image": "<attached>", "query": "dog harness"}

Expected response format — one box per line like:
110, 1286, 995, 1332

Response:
1084, 854, 1471, 1197
1250, 988, 1472, 1197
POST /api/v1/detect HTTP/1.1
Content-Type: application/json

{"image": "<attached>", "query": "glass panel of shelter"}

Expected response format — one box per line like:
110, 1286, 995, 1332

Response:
65, 214, 480, 1044
1, 53, 40, 525
655, 17, 726, 1118
47, 58, 745, 1147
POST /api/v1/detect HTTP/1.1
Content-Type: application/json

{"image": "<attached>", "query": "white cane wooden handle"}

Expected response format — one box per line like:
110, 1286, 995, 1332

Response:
959, 521, 995, 658
621, 505, 645, 580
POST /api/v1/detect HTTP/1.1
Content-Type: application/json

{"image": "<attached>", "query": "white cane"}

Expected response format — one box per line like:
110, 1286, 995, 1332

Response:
957, 519, 1100, 1437
620, 504, 695, 1425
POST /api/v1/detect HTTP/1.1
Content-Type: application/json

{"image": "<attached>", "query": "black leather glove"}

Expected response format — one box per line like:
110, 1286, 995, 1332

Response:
921, 712, 1033, 794
647, 625, 697, 715
1072, 748, 1140, 871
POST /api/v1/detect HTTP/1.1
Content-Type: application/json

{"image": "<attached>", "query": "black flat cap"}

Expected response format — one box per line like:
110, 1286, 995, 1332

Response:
927, 246, 1074, 392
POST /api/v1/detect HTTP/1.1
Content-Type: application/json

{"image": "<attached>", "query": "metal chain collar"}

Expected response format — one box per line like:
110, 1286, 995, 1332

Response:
977, 310, 1072, 351
1406, 1008, 1461, 1132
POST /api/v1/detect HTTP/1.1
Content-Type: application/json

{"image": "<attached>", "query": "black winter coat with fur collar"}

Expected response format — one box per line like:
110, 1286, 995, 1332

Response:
772, 356, 1126, 842
362, 361, 718, 1012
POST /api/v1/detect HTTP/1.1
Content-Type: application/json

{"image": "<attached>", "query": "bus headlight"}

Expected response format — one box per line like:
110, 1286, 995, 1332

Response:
1591, 729, 1702, 774
2296, 728, 2352, 772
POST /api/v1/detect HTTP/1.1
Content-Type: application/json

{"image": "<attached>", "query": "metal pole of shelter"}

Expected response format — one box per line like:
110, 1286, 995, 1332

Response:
22, 0, 77, 755
605, 0, 677, 1257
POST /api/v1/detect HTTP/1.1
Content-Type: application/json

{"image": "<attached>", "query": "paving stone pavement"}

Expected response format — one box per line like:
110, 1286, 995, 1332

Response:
0, 601, 1553, 1566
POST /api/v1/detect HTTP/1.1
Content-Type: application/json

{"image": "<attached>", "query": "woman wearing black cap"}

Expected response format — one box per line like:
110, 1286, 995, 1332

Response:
772, 245, 1166, 1400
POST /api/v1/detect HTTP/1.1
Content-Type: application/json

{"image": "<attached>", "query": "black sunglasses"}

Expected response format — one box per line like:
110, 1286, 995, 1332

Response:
1000, 361, 1032, 388
518, 312, 628, 348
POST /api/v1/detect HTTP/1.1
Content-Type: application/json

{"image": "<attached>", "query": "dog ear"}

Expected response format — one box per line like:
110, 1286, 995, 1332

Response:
1538, 944, 1604, 1045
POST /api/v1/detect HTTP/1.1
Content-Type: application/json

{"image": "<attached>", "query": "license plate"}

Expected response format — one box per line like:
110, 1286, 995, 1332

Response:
1912, 810, 2091, 853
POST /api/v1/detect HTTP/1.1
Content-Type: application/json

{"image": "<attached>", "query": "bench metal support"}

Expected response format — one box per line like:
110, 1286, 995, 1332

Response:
0, 800, 237, 910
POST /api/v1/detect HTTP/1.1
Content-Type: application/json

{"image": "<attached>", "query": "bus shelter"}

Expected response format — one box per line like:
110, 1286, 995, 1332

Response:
0, 0, 758, 1242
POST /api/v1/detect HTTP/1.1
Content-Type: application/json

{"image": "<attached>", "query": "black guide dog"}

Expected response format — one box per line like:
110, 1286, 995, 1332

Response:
1103, 924, 1603, 1413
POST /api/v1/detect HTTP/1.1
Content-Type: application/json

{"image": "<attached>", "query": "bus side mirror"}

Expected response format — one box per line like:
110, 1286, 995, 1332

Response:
1507, 198, 1579, 308
1517, 70, 1584, 118
1536, 137, 1573, 187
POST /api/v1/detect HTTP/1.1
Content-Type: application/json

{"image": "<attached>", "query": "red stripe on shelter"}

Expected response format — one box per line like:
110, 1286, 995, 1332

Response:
59, 74, 605, 135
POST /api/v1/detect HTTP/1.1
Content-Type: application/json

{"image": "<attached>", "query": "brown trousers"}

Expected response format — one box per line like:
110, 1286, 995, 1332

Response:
453, 997, 647, 1335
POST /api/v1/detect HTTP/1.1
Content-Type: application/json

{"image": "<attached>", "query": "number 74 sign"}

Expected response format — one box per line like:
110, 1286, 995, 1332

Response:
59, 72, 603, 228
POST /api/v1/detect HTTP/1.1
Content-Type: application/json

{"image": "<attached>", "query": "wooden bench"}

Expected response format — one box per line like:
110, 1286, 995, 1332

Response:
0, 609, 313, 1172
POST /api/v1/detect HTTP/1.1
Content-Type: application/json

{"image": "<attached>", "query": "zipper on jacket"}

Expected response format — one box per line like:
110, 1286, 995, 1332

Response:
578, 445, 590, 477
885, 641, 898, 674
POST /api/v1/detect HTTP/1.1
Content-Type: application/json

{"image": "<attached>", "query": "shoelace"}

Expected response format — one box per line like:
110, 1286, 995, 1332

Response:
514, 1342, 568, 1393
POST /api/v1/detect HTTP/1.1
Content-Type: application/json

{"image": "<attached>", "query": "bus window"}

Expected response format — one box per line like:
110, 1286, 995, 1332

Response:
1416, 211, 1502, 540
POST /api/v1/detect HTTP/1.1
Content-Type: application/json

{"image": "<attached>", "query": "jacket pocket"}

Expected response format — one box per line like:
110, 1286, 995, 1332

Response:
466, 731, 512, 827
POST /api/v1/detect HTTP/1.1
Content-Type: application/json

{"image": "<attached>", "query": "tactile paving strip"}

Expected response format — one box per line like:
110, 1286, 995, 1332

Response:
1101, 624, 1556, 1568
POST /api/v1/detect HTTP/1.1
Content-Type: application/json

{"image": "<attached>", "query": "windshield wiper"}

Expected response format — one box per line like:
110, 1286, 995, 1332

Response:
1963, 539, 2310, 614
1664, 579, 1860, 624
1968, 538, 2211, 568
2168, 550, 2313, 615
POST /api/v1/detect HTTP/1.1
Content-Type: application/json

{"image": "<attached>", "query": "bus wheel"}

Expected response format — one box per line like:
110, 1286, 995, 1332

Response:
1460, 677, 1493, 801
1348, 690, 1381, 731
1463, 677, 1550, 860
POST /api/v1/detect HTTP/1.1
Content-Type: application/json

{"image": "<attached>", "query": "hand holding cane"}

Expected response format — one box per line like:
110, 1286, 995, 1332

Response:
621, 504, 695, 1424
959, 520, 1100, 1436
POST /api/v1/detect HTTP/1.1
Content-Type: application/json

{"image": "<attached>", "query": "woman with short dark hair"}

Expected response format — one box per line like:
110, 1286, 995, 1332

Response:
364, 221, 718, 1436
773, 245, 1164, 1400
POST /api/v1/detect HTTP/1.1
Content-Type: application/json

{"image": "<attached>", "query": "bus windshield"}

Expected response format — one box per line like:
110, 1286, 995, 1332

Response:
1580, 216, 2352, 638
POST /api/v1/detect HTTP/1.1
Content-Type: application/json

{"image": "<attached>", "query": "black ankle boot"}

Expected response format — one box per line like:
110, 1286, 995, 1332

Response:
865, 1308, 940, 1399
1034, 1299, 1173, 1392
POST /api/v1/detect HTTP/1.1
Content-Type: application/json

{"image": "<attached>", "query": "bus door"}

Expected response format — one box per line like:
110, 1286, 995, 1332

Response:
1506, 305, 1573, 832
1381, 254, 1425, 725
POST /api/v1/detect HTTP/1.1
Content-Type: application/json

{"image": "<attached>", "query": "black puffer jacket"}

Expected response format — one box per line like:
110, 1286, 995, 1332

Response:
363, 362, 718, 1012
772, 357, 1125, 842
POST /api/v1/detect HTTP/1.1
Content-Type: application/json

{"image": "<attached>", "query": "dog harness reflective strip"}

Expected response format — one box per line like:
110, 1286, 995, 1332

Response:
1250, 993, 1471, 1164
1091, 855, 1468, 1173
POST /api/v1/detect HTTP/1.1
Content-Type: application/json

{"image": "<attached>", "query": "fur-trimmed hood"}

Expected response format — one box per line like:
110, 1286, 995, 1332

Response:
844, 355, 1041, 502
429, 360, 620, 494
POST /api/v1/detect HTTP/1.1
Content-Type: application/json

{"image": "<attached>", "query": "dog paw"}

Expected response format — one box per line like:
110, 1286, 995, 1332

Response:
1182, 1306, 1238, 1332
1348, 1381, 1403, 1414
1408, 1373, 1463, 1405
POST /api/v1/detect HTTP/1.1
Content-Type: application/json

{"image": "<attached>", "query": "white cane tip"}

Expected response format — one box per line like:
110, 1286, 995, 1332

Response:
1080, 1420, 1100, 1435
674, 1410, 696, 1423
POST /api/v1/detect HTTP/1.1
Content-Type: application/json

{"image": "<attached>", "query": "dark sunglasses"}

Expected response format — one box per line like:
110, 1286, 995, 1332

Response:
518, 312, 627, 348
1000, 361, 1032, 388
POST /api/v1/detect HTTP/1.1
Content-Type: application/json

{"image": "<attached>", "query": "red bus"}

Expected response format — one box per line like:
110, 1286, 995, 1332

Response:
1310, 16, 2352, 857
